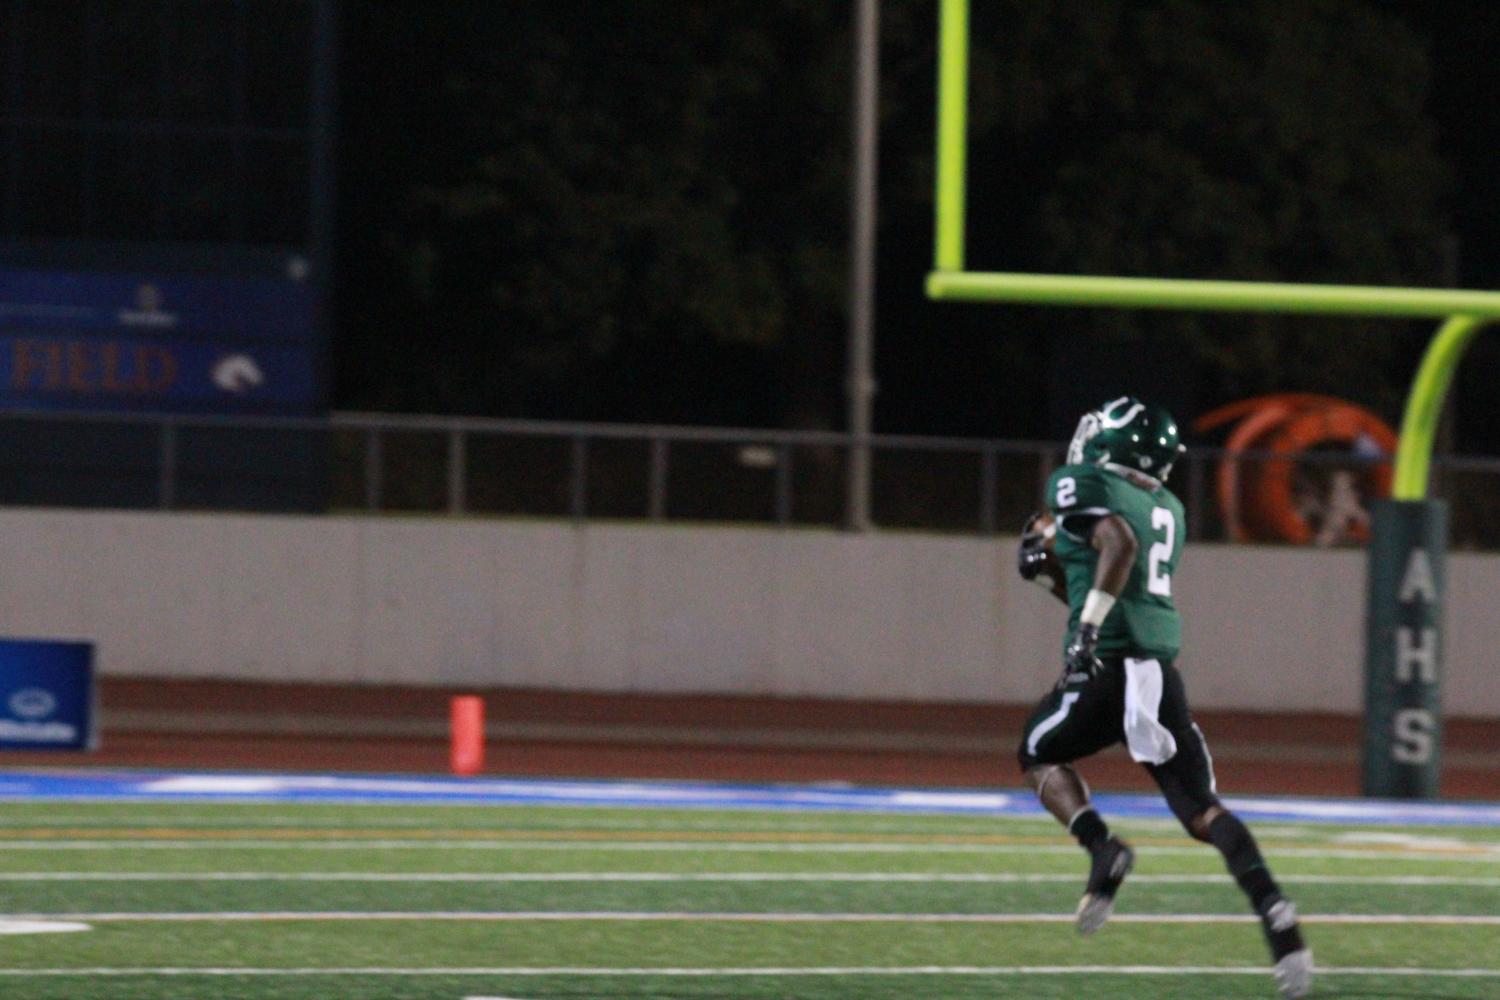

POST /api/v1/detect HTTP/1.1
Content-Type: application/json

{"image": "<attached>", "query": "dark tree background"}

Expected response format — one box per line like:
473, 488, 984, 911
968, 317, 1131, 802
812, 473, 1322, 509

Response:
335, 1, 1500, 449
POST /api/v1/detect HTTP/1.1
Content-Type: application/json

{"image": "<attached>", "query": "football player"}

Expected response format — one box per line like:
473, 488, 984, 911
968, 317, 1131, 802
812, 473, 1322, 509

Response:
1017, 396, 1313, 1000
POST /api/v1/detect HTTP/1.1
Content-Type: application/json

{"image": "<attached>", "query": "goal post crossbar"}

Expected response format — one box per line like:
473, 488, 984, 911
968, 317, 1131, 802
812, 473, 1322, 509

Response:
926, 271, 1500, 322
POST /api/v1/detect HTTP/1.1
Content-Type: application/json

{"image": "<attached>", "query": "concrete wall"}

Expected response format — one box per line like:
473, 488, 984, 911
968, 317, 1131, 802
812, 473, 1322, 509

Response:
1, 509, 1496, 715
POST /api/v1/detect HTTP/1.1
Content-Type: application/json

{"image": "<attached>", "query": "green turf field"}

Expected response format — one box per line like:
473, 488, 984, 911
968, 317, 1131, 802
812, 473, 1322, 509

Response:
0, 799, 1497, 998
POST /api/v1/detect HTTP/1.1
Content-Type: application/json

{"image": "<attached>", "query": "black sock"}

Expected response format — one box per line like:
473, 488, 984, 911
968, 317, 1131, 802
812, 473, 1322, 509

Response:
1069, 808, 1110, 853
1208, 812, 1279, 911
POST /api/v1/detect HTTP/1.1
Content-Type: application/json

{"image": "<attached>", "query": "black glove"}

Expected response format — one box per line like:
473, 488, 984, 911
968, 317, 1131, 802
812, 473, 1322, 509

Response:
1060, 622, 1103, 686
1017, 512, 1052, 582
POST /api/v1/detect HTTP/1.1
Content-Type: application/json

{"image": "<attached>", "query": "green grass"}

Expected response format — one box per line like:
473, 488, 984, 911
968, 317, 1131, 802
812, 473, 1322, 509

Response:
0, 799, 1497, 999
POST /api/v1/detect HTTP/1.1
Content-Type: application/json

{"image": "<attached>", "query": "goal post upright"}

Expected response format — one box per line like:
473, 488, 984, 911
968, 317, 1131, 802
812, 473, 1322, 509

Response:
1362, 313, 1489, 799
928, 0, 1500, 799
1392, 314, 1490, 500
935, 0, 969, 273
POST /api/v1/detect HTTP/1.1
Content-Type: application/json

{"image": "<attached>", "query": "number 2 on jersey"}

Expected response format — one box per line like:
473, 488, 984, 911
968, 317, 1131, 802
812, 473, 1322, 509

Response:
1148, 506, 1175, 596
1054, 476, 1076, 507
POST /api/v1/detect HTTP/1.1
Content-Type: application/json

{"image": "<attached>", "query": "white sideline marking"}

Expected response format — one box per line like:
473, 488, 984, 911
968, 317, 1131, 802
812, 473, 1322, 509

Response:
1335, 832, 1478, 850
1, 871, 1497, 886
0, 965, 1499, 978
0, 921, 91, 936
8, 911, 1500, 925
2, 839, 1498, 860
130, 775, 1021, 812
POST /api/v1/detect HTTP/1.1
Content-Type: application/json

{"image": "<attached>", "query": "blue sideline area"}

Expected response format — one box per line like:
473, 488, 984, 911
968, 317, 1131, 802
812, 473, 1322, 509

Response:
0, 770, 1497, 828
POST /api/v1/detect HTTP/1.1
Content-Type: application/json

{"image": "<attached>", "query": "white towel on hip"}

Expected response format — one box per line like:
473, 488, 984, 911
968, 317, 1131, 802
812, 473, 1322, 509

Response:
1123, 657, 1178, 764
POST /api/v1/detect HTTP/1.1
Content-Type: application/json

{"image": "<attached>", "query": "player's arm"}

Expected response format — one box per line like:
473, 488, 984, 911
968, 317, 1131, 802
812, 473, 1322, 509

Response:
1064, 514, 1137, 676
1089, 514, 1137, 596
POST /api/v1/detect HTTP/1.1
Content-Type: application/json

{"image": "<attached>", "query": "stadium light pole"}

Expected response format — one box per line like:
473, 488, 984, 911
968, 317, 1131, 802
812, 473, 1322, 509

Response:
845, 0, 879, 532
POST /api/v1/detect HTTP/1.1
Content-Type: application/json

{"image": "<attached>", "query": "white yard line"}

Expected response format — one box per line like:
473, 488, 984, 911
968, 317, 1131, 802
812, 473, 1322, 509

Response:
0, 871, 1497, 886
1, 838, 1498, 860
7, 911, 1500, 924
0, 921, 90, 935
0, 965, 1498, 977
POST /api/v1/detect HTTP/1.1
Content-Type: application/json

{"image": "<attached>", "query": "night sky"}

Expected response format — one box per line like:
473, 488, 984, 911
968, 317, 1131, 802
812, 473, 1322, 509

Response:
1391, 4, 1500, 451
326, 2, 1500, 451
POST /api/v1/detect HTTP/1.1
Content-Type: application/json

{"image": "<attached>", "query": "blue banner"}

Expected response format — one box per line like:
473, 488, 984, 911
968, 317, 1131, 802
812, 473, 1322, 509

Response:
0, 333, 318, 413
0, 268, 321, 414
0, 268, 316, 342
0, 639, 96, 751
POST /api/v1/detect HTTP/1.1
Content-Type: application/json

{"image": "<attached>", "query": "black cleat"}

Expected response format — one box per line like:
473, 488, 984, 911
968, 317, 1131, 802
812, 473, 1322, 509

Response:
1076, 835, 1134, 935
1260, 895, 1313, 999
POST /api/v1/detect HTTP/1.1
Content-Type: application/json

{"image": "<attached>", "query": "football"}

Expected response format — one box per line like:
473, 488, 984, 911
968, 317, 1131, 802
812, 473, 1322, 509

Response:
1018, 510, 1065, 598
1023, 510, 1057, 551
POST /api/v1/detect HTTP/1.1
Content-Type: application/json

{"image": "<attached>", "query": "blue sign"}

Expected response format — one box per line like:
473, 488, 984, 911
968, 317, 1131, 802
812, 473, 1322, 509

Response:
0, 267, 321, 414
0, 268, 316, 342
0, 333, 318, 413
0, 639, 96, 750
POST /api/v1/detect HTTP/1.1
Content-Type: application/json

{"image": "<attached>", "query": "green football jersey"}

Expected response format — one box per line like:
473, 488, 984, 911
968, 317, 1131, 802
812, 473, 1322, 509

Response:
1045, 463, 1185, 659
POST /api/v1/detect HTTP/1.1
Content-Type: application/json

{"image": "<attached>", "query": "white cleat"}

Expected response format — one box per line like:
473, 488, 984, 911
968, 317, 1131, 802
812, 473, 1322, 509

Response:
1075, 836, 1134, 936
1075, 892, 1114, 936
1273, 947, 1314, 999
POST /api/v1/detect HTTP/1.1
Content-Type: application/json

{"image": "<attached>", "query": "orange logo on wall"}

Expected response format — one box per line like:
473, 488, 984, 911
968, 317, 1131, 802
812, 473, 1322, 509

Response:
11, 339, 179, 396
1193, 394, 1397, 546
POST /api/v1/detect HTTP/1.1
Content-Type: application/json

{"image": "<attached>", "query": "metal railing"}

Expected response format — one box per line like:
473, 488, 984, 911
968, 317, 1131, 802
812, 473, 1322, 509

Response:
3, 408, 1500, 548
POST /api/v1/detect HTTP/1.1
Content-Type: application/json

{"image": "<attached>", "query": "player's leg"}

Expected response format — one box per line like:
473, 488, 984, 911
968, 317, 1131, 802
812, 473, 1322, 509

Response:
1145, 664, 1312, 999
1195, 804, 1312, 1000
1017, 660, 1132, 934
